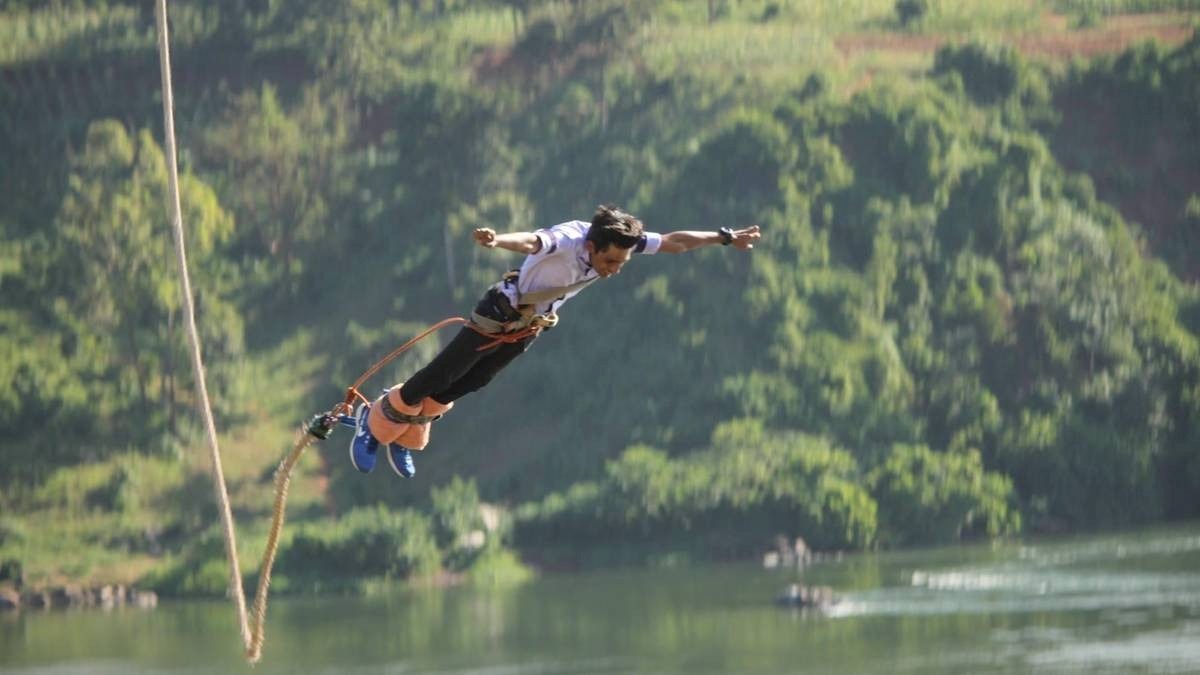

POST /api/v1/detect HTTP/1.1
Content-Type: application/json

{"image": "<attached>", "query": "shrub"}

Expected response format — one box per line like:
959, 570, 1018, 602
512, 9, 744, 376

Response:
430, 476, 483, 550
281, 505, 440, 582
933, 42, 1023, 105
465, 545, 533, 587
514, 430, 878, 553
142, 527, 237, 597
896, 0, 929, 28
869, 444, 1021, 545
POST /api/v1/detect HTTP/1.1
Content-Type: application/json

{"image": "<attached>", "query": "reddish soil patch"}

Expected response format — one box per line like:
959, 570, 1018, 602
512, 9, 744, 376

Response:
356, 99, 397, 148
835, 32, 946, 55
1054, 88, 1200, 277
472, 44, 517, 77
835, 13, 1196, 60
472, 40, 609, 91
1014, 15, 1195, 58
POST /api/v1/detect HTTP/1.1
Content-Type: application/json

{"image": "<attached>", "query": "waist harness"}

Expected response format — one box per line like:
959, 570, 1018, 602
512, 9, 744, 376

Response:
469, 270, 598, 334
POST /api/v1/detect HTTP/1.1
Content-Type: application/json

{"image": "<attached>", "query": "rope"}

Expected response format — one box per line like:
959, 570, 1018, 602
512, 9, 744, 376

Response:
246, 428, 315, 662
341, 316, 539, 407
246, 318, 467, 661
345, 317, 468, 405
155, 4, 535, 657
155, 0, 253, 658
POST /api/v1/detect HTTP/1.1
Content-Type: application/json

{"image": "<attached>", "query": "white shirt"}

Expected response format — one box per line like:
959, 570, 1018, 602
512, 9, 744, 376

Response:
500, 220, 662, 315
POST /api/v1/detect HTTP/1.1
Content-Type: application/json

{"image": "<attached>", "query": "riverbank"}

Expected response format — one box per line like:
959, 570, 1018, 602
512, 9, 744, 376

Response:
0, 582, 157, 612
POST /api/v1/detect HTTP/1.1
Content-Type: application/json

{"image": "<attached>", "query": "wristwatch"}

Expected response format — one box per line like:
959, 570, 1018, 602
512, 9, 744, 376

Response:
718, 227, 734, 246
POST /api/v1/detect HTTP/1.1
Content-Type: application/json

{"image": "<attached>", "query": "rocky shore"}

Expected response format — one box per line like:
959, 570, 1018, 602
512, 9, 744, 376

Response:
774, 582, 840, 610
0, 583, 157, 612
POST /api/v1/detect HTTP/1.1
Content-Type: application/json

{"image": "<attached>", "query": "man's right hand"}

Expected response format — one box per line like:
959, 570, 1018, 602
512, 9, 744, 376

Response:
473, 227, 497, 248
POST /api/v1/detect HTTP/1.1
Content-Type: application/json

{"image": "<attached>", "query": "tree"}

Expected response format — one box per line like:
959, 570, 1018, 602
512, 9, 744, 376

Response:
203, 84, 353, 297
430, 476, 484, 549
895, 0, 928, 28
669, 110, 795, 228
870, 444, 1019, 545
515, 430, 878, 552
47, 120, 237, 455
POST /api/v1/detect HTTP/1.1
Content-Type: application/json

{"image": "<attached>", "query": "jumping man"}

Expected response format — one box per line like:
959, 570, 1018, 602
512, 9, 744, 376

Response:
350, 204, 761, 477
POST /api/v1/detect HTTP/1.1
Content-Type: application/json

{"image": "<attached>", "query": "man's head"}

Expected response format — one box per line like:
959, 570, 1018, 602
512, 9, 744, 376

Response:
586, 204, 642, 277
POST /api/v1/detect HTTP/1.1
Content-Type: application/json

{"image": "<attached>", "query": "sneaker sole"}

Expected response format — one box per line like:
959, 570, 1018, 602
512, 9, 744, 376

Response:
386, 447, 414, 478
350, 404, 374, 473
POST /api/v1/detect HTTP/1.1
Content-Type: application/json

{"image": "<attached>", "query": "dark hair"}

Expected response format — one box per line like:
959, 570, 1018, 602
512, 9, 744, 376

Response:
587, 204, 643, 252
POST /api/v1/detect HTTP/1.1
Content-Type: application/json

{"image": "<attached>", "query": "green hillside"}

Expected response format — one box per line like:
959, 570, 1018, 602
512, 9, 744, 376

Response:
1, 0, 1198, 593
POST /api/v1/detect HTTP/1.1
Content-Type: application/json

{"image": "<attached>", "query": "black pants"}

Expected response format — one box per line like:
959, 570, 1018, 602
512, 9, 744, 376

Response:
398, 288, 537, 406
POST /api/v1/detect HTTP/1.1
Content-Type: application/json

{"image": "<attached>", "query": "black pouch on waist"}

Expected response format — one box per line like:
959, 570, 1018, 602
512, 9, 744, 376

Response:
474, 287, 522, 323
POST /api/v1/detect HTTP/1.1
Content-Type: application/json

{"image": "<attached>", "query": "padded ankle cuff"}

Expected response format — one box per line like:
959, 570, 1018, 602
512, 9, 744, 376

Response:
367, 384, 421, 444
422, 398, 454, 416
395, 397, 453, 451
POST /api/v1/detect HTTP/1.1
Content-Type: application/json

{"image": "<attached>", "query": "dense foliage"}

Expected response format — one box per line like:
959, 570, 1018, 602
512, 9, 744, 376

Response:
1, 1, 1197, 588
516, 422, 883, 554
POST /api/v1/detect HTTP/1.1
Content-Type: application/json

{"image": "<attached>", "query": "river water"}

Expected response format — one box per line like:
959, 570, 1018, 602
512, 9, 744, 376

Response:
3, 523, 1200, 674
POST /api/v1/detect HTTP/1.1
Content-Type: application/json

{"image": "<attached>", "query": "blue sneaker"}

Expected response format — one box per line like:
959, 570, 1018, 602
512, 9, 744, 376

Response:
349, 403, 379, 473
386, 444, 416, 478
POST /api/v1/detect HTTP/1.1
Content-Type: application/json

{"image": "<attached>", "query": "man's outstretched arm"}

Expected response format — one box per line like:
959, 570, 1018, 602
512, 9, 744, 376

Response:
473, 227, 542, 254
659, 225, 760, 254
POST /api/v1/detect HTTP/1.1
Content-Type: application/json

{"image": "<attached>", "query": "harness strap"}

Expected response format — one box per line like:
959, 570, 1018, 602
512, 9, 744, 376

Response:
469, 311, 515, 335
469, 309, 558, 334
461, 270, 586, 351
516, 276, 599, 306
468, 311, 555, 351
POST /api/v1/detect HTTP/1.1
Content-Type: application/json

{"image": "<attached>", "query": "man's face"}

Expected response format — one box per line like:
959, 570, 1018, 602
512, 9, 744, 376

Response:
587, 242, 634, 278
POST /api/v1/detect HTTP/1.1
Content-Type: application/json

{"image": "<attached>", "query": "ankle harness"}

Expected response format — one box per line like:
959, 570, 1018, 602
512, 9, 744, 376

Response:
380, 394, 443, 425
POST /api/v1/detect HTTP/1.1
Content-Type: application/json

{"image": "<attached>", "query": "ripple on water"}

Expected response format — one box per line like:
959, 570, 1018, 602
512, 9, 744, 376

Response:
833, 530, 1200, 618
1024, 621, 1200, 674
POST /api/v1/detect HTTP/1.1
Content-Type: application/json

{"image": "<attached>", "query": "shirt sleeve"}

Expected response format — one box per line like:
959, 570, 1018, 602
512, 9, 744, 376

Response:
531, 220, 587, 258
636, 231, 663, 255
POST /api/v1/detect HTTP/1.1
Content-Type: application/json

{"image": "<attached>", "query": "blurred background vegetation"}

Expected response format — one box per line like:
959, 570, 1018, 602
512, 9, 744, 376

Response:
0, 0, 1197, 596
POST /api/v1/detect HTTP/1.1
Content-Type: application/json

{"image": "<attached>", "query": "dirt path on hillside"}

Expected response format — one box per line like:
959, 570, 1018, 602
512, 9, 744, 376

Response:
836, 12, 1195, 59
